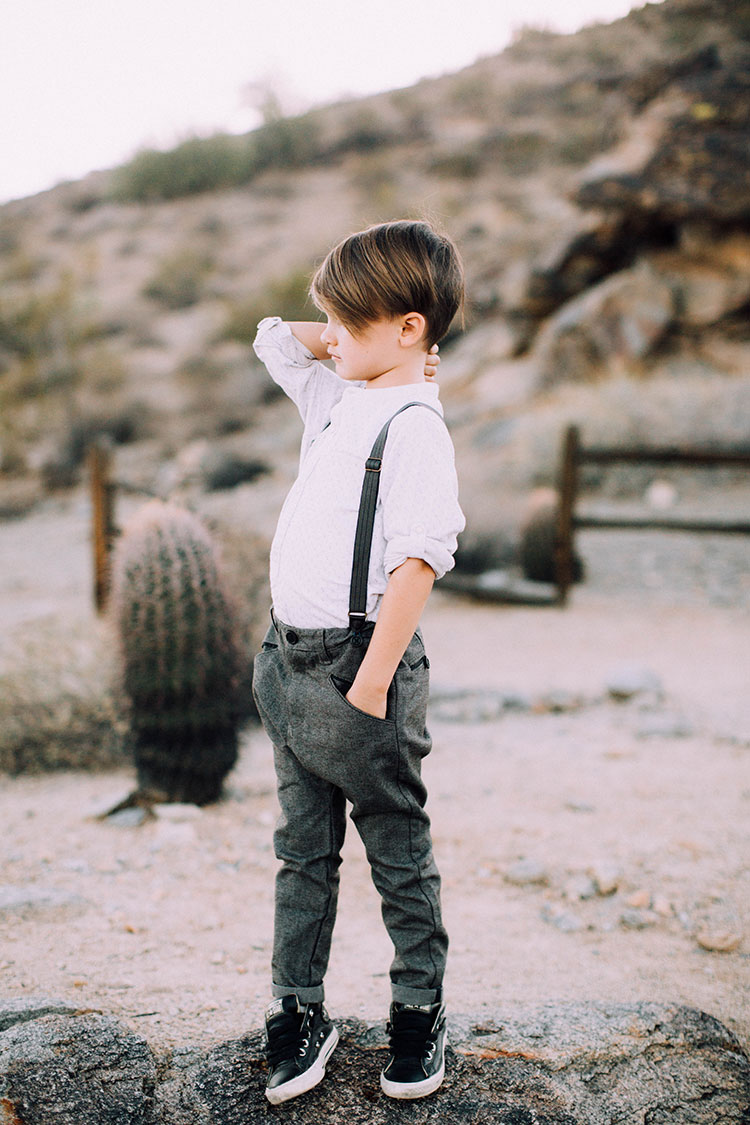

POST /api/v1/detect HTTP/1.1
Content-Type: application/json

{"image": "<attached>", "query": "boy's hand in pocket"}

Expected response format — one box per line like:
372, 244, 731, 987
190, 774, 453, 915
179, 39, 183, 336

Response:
346, 679, 387, 720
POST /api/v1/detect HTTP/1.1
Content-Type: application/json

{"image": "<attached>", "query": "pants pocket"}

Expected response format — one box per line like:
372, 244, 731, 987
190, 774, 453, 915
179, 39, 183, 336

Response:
329, 674, 396, 726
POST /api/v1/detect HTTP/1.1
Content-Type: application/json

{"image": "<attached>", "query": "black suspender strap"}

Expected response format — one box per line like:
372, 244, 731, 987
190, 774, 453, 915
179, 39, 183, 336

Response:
348, 402, 444, 633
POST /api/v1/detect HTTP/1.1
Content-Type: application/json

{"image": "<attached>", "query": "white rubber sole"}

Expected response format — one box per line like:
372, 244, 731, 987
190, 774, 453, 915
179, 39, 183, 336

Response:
380, 1057, 445, 1100
265, 1026, 339, 1105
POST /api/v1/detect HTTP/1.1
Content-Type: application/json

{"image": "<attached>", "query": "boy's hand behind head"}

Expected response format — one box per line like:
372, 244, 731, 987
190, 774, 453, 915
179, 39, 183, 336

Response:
425, 344, 440, 380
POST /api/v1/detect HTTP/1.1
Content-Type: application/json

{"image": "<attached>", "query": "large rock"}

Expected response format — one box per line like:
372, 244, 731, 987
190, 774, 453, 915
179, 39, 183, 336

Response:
651, 234, 750, 328
524, 228, 750, 384
0, 1012, 156, 1124
576, 52, 750, 224
505, 213, 648, 322
532, 259, 674, 384
1, 1002, 748, 1123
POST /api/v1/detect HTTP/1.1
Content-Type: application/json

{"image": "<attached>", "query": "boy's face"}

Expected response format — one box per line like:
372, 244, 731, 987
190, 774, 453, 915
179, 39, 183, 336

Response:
319, 313, 424, 389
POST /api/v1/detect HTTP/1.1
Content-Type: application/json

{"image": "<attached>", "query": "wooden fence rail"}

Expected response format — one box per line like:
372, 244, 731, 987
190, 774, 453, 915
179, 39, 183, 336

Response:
553, 424, 750, 606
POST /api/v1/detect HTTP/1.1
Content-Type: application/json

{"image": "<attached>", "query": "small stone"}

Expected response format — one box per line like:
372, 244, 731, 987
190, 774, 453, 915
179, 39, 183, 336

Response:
652, 896, 674, 918
625, 889, 652, 909
620, 908, 658, 930
588, 862, 623, 896
107, 807, 149, 828
563, 875, 598, 901
534, 691, 584, 714
541, 904, 584, 932
565, 800, 596, 814
635, 714, 694, 739
0, 886, 89, 920
505, 859, 549, 886
645, 480, 677, 510
605, 664, 663, 701
695, 929, 742, 953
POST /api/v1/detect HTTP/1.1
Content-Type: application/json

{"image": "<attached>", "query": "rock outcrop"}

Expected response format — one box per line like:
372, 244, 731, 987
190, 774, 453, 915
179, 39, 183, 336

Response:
577, 46, 750, 225
510, 38, 750, 383
1, 1000, 748, 1124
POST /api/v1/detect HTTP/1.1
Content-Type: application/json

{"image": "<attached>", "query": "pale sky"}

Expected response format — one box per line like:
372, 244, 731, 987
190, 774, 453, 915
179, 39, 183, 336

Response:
2, 0, 650, 204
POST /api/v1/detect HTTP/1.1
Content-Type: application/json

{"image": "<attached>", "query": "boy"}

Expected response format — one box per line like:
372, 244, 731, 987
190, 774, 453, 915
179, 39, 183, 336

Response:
252, 220, 465, 1104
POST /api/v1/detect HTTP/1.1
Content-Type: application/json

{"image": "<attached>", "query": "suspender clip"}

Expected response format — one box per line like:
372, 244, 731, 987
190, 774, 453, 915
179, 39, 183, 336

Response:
365, 457, 382, 472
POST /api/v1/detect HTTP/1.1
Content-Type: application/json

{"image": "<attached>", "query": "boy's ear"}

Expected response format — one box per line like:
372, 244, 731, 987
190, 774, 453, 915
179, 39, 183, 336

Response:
399, 312, 428, 349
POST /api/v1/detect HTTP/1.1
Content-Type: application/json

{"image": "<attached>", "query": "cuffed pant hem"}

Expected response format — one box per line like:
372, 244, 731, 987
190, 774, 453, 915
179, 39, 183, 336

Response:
391, 983, 442, 1006
272, 982, 325, 1004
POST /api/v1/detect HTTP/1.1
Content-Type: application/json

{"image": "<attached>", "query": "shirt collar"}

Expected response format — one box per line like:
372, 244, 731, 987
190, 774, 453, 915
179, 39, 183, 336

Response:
341, 380, 441, 410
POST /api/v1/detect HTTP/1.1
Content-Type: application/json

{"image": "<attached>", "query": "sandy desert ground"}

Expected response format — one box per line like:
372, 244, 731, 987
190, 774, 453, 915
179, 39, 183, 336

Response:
0, 493, 748, 1057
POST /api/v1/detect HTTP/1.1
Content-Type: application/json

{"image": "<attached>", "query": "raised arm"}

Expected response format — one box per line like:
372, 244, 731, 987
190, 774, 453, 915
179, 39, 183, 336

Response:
287, 321, 329, 360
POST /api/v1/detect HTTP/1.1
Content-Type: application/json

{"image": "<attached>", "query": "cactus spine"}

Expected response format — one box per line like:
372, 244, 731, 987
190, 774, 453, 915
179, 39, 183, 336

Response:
110, 500, 244, 805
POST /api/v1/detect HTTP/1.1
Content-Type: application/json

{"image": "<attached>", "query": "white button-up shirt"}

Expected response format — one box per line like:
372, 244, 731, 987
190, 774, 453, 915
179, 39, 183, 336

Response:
254, 317, 465, 629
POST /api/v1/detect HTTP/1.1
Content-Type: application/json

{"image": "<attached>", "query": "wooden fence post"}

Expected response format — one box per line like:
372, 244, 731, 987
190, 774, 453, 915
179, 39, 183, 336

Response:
88, 440, 116, 613
554, 423, 580, 605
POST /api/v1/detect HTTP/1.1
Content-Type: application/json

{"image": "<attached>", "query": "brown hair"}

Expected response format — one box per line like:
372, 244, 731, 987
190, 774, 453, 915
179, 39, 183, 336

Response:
311, 220, 464, 349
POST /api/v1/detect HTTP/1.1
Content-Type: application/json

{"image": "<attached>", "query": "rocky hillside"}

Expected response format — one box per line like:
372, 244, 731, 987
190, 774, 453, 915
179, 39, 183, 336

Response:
1, 0, 748, 547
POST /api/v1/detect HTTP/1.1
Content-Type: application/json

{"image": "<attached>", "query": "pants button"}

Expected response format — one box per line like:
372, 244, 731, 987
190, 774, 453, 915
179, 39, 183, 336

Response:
286, 630, 299, 644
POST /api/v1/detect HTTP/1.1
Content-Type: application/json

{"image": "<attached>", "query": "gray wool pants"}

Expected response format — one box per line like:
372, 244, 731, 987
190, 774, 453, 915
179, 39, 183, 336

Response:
251, 612, 448, 1006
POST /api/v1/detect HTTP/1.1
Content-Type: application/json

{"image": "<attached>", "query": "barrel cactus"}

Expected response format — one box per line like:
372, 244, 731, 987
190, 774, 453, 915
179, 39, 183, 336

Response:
110, 500, 245, 805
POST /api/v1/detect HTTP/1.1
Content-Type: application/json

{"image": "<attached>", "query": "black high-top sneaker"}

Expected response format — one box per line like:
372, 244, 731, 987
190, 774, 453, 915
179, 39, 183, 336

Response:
380, 996, 447, 1099
264, 995, 339, 1105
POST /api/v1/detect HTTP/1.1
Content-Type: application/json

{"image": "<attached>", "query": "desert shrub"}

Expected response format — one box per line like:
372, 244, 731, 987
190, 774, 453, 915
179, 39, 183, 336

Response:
0, 625, 128, 775
447, 73, 495, 116
556, 119, 620, 165
177, 354, 225, 385
0, 478, 42, 519
506, 24, 560, 62
387, 90, 430, 141
40, 402, 153, 490
202, 450, 269, 491
221, 268, 315, 345
0, 286, 73, 361
350, 153, 402, 212
110, 114, 323, 203
0, 221, 20, 256
428, 148, 482, 180
484, 130, 553, 175
66, 188, 105, 214
111, 134, 254, 202
1, 252, 45, 284
252, 112, 322, 170
330, 108, 396, 155
143, 248, 214, 310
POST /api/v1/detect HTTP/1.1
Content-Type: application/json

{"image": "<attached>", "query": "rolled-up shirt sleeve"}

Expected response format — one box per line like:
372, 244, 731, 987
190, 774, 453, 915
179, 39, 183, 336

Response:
379, 409, 465, 580
253, 317, 345, 436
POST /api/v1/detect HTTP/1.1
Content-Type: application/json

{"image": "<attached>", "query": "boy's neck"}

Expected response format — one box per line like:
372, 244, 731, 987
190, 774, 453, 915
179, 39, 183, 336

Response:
363, 356, 428, 390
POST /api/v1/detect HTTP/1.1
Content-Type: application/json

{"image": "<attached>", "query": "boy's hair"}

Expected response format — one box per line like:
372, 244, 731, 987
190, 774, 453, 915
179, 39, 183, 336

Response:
311, 220, 464, 349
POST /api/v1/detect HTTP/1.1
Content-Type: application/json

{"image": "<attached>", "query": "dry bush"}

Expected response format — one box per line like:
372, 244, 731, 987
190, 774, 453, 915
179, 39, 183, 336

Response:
143, 249, 215, 310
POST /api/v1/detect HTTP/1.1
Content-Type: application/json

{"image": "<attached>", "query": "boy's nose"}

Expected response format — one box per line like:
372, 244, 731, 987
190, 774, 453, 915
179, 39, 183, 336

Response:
321, 324, 335, 347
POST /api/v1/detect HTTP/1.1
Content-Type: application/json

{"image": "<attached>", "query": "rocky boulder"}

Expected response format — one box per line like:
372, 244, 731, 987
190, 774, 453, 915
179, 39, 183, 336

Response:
532, 259, 674, 384
576, 49, 750, 225
1, 1000, 748, 1124
0, 1012, 156, 1124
